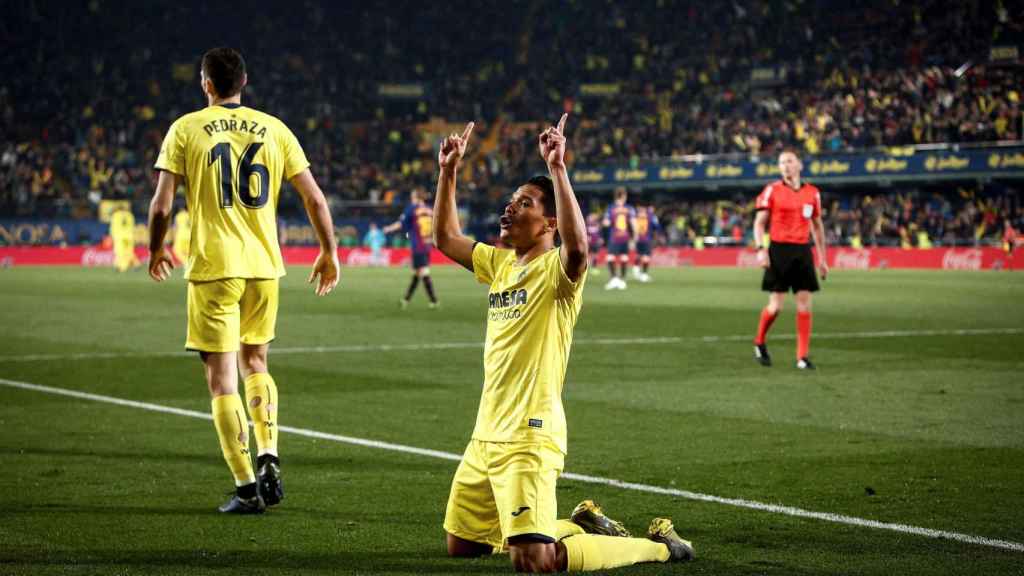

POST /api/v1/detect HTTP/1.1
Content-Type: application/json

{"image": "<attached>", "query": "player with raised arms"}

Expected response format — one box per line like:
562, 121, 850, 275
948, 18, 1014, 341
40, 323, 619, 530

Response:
147, 47, 340, 514
434, 116, 694, 572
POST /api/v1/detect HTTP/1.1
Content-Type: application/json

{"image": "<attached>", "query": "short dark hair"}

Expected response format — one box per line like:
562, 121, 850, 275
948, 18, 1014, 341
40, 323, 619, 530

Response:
201, 47, 246, 98
526, 175, 556, 217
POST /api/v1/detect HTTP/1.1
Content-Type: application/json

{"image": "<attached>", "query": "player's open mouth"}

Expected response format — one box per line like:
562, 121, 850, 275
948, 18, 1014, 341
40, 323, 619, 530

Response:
499, 215, 512, 228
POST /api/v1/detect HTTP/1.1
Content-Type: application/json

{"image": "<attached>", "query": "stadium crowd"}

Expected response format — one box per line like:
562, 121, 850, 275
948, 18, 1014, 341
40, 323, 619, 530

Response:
1, 0, 1021, 245
645, 183, 1022, 248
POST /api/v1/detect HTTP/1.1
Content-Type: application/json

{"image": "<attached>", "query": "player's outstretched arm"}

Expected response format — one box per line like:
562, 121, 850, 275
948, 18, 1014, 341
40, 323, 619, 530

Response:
433, 122, 476, 271
540, 114, 588, 282
147, 170, 181, 282
290, 169, 340, 296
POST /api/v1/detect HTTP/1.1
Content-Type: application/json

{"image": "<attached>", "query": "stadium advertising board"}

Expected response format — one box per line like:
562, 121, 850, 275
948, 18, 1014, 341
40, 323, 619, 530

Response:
0, 246, 1013, 271
571, 147, 1024, 190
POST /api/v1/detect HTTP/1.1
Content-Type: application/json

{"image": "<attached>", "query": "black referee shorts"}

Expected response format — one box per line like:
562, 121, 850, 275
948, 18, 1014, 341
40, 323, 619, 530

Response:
762, 242, 819, 293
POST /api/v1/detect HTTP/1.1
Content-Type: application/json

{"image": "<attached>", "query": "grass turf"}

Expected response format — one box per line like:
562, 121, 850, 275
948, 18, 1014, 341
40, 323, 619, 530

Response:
0, 265, 1022, 575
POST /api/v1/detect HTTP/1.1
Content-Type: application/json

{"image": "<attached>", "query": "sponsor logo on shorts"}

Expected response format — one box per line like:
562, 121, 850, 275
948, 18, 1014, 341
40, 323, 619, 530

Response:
511, 506, 530, 517
528, 419, 543, 429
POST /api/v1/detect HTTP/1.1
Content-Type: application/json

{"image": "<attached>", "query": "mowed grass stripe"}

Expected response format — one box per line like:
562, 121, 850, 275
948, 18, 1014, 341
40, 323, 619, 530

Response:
3, 376, 1022, 554
0, 326, 1020, 363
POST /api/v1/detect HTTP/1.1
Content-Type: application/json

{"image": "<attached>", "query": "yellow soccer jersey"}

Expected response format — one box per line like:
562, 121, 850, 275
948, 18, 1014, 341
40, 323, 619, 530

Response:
154, 103, 309, 281
471, 244, 586, 454
110, 209, 135, 238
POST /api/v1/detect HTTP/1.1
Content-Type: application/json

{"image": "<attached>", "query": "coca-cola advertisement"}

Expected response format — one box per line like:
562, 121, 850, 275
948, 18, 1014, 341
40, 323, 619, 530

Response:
0, 246, 1015, 271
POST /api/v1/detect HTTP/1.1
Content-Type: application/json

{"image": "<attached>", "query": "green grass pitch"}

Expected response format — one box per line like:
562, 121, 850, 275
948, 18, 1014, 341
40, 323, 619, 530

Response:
1, 265, 1022, 575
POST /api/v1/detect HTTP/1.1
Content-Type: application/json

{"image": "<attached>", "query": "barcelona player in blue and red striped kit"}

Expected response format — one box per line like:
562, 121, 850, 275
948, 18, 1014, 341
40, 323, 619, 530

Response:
602, 187, 635, 290
632, 204, 660, 282
384, 189, 439, 308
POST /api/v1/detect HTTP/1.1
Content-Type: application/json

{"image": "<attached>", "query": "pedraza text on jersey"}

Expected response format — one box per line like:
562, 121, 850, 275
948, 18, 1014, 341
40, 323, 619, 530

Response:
488, 288, 528, 309
202, 118, 268, 138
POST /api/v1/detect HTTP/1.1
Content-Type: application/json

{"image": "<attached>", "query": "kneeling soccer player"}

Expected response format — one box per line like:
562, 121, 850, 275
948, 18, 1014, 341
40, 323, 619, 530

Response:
433, 116, 695, 572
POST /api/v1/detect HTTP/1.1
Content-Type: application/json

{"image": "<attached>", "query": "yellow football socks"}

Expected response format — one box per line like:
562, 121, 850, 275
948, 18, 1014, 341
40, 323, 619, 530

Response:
562, 534, 670, 571
244, 372, 278, 457
211, 393, 255, 486
556, 519, 586, 539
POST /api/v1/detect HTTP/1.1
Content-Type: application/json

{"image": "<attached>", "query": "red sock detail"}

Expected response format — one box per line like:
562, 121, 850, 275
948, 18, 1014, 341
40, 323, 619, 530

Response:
754, 308, 779, 345
797, 311, 812, 359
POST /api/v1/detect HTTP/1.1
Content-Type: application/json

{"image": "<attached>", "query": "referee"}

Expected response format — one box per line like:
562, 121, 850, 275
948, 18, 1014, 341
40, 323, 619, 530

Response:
752, 150, 829, 369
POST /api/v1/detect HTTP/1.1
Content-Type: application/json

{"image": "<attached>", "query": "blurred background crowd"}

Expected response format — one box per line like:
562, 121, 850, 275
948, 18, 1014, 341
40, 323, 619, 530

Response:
1, 0, 1021, 247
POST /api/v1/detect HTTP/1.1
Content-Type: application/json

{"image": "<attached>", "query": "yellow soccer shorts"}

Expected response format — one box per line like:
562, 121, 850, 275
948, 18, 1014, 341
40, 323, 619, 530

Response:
443, 439, 564, 549
186, 278, 278, 353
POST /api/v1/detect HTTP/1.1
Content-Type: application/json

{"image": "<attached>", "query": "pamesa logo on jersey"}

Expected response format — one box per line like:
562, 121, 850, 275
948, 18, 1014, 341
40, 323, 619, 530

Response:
489, 288, 528, 309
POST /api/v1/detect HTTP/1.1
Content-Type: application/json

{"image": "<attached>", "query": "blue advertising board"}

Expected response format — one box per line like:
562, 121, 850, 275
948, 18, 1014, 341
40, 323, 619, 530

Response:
570, 147, 1024, 190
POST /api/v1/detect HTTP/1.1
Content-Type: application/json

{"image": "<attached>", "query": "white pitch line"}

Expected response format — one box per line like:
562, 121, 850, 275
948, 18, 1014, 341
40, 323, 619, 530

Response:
0, 327, 1020, 364
1, 376, 1021, 554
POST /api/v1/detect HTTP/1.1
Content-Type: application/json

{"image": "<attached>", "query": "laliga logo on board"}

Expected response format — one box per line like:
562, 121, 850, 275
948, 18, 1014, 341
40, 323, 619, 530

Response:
613, 168, 647, 182
942, 249, 982, 271
809, 160, 851, 175
925, 155, 969, 171
988, 152, 1024, 169
833, 250, 871, 270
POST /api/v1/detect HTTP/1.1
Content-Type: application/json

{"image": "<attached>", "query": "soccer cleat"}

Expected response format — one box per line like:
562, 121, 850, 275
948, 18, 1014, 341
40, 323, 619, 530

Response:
257, 458, 284, 506
428, 301, 440, 310
604, 278, 618, 290
570, 500, 631, 537
639, 273, 651, 283
797, 357, 816, 370
399, 299, 409, 310
218, 493, 266, 515
754, 344, 772, 367
647, 518, 695, 562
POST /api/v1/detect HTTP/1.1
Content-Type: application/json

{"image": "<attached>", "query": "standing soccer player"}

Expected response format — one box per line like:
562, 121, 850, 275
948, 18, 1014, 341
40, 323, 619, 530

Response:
147, 47, 339, 514
631, 203, 660, 282
384, 189, 438, 309
602, 187, 635, 290
110, 207, 138, 273
752, 150, 828, 369
435, 116, 694, 572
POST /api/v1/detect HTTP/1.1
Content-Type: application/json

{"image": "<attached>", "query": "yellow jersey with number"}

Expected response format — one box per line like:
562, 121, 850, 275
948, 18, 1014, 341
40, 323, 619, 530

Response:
470, 244, 586, 454
154, 103, 309, 281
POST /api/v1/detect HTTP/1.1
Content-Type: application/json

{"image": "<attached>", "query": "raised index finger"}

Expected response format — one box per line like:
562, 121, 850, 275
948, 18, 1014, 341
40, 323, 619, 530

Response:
556, 113, 568, 133
462, 121, 475, 141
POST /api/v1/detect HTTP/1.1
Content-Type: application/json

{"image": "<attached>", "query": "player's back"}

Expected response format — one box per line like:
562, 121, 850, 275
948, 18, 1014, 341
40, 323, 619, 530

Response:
606, 204, 634, 242
155, 104, 309, 281
403, 202, 434, 252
